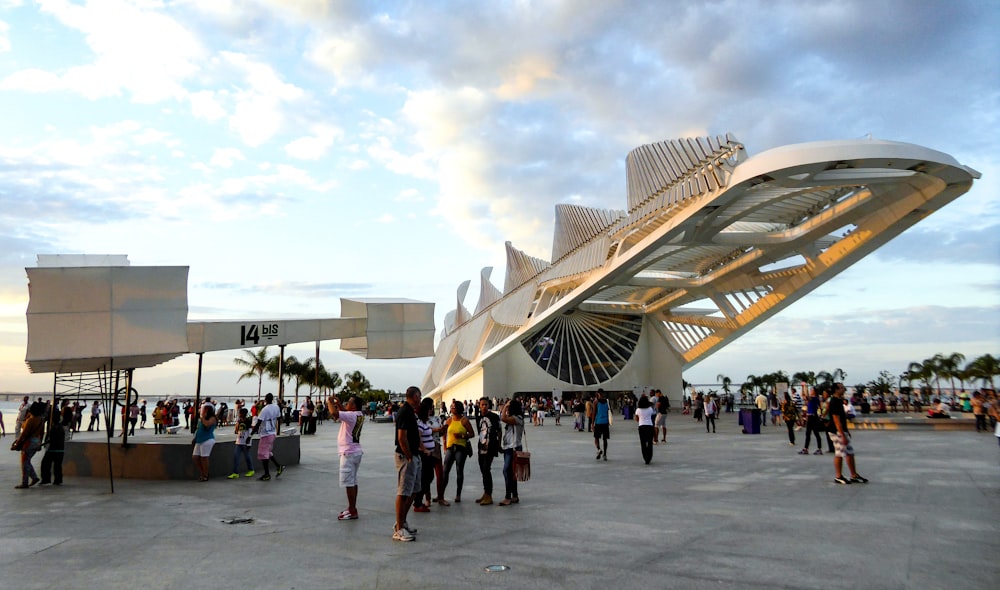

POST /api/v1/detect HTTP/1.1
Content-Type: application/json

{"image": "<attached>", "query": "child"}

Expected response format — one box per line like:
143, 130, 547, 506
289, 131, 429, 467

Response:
227, 408, 255, 479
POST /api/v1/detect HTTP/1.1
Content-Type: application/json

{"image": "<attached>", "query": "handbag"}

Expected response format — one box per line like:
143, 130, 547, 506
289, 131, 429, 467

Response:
513, 426, 531, 482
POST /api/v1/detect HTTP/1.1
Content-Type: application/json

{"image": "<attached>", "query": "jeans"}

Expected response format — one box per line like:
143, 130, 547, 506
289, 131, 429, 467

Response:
441, 445, 468, 499
785, 419, 796, 445
502, 447, 521, 499
638, 425, 654, 464
478, 453, 495, 495
233, 445, 254, 473
705, 414, 716, 432
20, 439, 40, 485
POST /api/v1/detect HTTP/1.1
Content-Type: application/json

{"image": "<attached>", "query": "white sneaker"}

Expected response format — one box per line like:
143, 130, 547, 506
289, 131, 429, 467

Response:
392, 527, 415, 542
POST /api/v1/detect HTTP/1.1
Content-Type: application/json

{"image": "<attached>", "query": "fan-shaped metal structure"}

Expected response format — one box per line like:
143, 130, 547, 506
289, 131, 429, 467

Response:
422, 135, 980, 402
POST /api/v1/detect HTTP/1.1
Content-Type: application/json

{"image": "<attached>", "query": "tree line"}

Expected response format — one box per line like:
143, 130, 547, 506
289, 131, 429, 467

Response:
709, 352, 998, 399
231, 346, 395, 405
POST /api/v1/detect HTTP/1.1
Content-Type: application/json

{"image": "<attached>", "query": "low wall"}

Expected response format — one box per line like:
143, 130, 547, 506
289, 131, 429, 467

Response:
63, 434, 301, 480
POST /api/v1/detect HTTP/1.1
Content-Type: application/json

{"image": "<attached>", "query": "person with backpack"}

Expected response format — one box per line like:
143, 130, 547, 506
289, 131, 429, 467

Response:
593, 389, 611, 461
475, 397, 501, 506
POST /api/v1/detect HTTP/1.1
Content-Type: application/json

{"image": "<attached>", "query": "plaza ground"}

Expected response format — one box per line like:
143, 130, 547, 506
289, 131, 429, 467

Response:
1, 411, 998, 589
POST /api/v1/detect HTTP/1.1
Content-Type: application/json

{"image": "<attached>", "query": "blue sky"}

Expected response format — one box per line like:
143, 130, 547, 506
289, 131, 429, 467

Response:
0, 0, 997, 396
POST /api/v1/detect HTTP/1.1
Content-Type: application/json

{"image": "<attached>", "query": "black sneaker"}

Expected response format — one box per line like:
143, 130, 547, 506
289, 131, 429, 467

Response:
276, 465, 285, 477
259, 475, 271, 481
834, 476, 851, 485
850, 474, 869, 484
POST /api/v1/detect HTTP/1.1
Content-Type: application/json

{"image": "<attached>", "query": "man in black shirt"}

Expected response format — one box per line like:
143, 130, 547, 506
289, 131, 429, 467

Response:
829, 382, 869, 485
393, 386, 422, 541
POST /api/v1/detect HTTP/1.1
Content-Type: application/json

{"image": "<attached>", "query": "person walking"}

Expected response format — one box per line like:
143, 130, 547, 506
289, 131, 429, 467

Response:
252, 393, 284, 481
781, 392, 798, 446
634, 395, 656, 464
328, 395, 365, 521
476, 397, 501, 505
14, 396, 29, 439
441, 400, 473, 504
828, 383, 868, 485
799, 389, 824, 455
11, 402, 45, 488
498, 398, 524, 506
593, 389, 611, 461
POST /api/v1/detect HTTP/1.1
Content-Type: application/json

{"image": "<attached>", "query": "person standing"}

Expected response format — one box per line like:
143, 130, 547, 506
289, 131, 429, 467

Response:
441, 400, 473, 504
634, 395, 656, 464
704, 395, 718, 433
828, 383, 868, 485
413, 398, 439, 513
498, 398, 524, 506
553, 398, 562, 426
87, 401, 101, 431
754, 391, 768, 427
328, 395, 365, 521
14, 396, 29, 438
655, 389, 670, 443
191, 404, 217, 481
227, 407, 255, 479
252, 393, 284, 481
139, 400, 147, 429
593, 389, 611, 461
126, 401, 139, 436
476, 397, 501, 505
393, 386, 422, 541
585, 396, 595, 432
39, 407, 72, 485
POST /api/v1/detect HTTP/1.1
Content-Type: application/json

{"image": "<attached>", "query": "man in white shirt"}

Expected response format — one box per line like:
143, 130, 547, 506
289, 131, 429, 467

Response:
252, 393, 284, 481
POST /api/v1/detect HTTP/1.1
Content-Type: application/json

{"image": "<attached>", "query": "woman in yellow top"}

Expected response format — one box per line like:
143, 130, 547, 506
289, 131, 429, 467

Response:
440, 400, 475, 504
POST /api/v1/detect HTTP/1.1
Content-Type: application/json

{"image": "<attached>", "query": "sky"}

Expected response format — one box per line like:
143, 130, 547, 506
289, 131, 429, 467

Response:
0, 0, 997, 397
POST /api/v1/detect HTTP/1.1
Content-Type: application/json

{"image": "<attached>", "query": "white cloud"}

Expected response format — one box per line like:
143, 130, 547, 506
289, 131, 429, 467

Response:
376, 213, 395, 223
32, 0, 206, 103
284, 124, 342, 160
0, 19, 9, 53
189, 90, 227, 121
0, 68, 62, 92
209, 147, 245, 168
221, 52, 305, 146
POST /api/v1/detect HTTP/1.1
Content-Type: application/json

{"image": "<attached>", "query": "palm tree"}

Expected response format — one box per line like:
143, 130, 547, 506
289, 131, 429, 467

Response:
284, 356, 311, 411
925, 354, 946, 396
233, 347, 270, 400
792, 371, 816, 388
816, 371, 834, 384
966, 354, 999, 390
266, 353, 298, 403
716, 374, 732, 395
940, 352, 966, 394
341, 370, 371, 398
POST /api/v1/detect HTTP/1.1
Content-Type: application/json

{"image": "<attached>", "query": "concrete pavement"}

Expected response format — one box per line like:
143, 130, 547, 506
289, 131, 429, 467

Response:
1, 410, 998, 589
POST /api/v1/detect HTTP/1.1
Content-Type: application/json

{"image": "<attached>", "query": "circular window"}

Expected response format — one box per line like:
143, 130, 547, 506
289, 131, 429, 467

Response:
521, 311, 642, 386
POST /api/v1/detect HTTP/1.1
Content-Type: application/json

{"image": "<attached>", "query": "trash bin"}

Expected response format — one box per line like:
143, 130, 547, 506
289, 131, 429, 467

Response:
741, 408, 760, 434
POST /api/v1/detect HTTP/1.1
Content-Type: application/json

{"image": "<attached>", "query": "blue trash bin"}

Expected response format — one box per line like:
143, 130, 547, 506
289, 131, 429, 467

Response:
740, 408, 760, 434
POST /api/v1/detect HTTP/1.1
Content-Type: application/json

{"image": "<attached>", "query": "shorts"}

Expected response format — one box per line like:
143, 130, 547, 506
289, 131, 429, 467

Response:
395, 453, 421, 496
829, 432, 854, 458
655, 414, 668, 428
192, 439, 215, 458
257, 434, 275, 460
593, 423, 610, 440
339, 451, 363, 487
